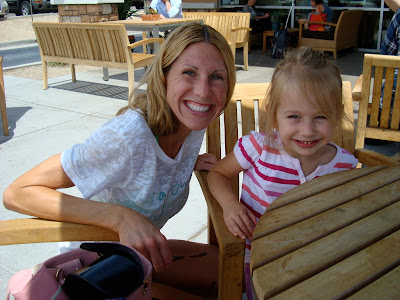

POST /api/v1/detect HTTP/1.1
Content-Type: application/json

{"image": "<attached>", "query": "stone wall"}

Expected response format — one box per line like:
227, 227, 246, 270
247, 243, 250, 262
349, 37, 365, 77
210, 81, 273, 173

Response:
58, 4, 119, 23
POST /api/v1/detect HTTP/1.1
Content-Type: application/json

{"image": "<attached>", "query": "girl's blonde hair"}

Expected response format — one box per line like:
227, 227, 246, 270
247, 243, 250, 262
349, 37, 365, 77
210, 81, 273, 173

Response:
260, 46, 343, 145
117, 23, 236, 136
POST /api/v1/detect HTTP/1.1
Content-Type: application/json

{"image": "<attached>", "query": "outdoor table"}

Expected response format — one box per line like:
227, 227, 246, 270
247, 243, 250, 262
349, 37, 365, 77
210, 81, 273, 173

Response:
111, 18, 203, 52
250, 165, 400, 299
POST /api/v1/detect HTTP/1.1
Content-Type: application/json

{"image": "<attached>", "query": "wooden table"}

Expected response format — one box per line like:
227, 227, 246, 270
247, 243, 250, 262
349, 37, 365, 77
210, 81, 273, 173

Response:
263, 28, 299, 53
111, 18, 203, 52
250, 165, 400, 299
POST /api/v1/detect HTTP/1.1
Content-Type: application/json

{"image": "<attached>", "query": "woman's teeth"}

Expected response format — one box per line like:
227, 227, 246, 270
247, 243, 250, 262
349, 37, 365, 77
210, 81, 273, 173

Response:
186, 101, 211, 112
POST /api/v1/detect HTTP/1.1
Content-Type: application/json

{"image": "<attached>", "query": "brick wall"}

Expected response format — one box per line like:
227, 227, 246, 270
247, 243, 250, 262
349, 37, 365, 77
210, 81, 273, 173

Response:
58, 4, 119, 23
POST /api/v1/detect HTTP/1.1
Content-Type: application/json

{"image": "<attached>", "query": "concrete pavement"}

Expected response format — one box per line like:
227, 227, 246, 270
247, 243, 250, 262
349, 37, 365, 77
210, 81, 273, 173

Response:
0, 46, 398, 298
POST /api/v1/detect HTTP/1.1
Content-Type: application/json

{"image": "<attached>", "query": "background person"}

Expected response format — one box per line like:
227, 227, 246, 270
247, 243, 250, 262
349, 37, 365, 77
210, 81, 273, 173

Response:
243, 0, 271, 33
299, 0, 331, 31
3, 23, 236, 300
150, 0, 182, 19
208, 47, 358, 300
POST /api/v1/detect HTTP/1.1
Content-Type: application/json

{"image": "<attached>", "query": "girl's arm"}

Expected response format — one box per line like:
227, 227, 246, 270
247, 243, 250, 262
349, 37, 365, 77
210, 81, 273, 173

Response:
208, 152, 257, 240
3, 154, 172, 273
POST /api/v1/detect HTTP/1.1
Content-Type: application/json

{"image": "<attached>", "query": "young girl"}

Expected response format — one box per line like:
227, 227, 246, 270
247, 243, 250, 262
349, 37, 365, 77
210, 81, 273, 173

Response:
207, 46, 358, 299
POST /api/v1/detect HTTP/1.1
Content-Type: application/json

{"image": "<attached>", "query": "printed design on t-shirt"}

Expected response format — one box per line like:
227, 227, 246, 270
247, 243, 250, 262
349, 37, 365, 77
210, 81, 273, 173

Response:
155, 179, 190, 220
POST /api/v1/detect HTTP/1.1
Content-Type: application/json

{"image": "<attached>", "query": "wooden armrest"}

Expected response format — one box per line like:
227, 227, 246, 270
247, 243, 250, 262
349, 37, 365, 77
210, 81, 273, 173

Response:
128, 37, 164, 49
354, 148, 400, 166
0, 218, 119, 246
231, 26, 252, 32
195, 170, 245, 257
352, 74, 363, 101
298, 19, 337, 27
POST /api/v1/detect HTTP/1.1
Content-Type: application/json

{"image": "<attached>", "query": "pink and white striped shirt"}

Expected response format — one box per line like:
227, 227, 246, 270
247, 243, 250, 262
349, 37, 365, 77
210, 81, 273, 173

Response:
233, 131, 359, 262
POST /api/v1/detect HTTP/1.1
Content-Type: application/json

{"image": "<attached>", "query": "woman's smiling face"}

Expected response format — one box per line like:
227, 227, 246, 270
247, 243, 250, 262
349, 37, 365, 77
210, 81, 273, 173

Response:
165, 42, 229, 134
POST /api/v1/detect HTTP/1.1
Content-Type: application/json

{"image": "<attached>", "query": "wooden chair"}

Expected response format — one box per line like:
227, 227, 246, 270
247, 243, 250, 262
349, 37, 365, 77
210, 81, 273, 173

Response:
0, 82, 397, 300
298, 10, 364, 59
353, 53, 400, 149
183, 12, 251, 71
0, 56, 9, 136
194, 81, 399, 300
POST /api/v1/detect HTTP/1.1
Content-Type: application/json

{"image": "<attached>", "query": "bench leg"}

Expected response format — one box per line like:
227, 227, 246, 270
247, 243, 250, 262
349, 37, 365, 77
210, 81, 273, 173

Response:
0, 57, 8, 136
103, 67, 109, 81
243, 43, 249, 71
42, 60, 48, 90
71, 64, 76, 83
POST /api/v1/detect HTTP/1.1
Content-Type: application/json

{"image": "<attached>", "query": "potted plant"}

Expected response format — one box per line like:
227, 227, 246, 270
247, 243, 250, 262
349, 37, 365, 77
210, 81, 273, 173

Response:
142, 0, 160, 20
271, 10, 284, 31
118, 0, 138, 20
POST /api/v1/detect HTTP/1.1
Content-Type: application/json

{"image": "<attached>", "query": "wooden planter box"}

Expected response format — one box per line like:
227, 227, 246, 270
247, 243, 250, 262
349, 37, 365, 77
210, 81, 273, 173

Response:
142, 14, 161, 21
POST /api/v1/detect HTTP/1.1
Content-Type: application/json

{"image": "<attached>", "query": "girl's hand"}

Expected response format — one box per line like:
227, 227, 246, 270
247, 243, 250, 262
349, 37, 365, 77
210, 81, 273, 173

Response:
194, 153, 218, 171
116, 209, 172, 273
222, 201, 257, 240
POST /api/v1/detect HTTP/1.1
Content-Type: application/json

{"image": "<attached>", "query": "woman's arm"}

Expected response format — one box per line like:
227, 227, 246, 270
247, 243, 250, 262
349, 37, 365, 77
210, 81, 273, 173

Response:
207, 153, 257, 240
3, 154, 172, 272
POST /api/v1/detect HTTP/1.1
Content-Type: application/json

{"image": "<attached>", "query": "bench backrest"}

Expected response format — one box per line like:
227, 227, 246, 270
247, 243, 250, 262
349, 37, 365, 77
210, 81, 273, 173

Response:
32, 22, 130, 68
183, 12, 250, 42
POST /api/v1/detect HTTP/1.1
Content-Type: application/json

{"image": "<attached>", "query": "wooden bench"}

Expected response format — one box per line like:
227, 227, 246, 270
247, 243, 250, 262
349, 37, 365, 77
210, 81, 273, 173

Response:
32, 22, 164, 100
183, 12, 251, 71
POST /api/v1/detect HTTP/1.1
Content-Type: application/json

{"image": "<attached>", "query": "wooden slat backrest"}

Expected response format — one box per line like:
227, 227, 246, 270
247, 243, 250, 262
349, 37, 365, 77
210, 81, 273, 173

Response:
355, 54, 400, 149
32, 22, 129, 64
183, 12, 250, 42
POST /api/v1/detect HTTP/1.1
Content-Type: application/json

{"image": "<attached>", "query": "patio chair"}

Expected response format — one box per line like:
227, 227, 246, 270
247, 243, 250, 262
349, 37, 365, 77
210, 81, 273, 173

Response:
194, 81, 399, 300
298, 10, 364, 59
353, 53, 400, 149
0, 56, 9, 136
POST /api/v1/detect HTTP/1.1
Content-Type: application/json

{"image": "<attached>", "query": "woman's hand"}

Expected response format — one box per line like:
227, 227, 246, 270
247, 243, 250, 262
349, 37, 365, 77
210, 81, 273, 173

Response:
194, 153, 218, 171
115, 208, 173, 273
222, 201, 257, 240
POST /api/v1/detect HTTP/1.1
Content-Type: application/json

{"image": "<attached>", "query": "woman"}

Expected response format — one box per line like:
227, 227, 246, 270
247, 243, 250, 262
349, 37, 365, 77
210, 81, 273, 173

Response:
3, 23, 236, 299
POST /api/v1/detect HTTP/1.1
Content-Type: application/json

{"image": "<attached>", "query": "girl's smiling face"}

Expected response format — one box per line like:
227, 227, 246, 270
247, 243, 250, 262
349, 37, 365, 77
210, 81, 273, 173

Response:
275, 89, 334, 163
165, 42, 229, 135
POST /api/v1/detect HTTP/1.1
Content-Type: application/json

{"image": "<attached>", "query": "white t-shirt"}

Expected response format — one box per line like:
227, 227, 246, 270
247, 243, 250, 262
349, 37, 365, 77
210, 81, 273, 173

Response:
60, 109, 205, 251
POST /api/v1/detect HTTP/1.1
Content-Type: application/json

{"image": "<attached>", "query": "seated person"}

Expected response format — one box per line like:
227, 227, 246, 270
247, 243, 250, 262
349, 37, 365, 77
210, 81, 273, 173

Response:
150, 0, 182, 19
243, 0, 271, 33
299, 0, 332, 30
299, 0, 335, 39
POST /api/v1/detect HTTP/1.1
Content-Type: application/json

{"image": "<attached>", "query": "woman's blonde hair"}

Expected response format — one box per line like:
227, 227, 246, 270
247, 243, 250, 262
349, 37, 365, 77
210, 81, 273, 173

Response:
117, 23, 236, 136
260, 46, 343, 145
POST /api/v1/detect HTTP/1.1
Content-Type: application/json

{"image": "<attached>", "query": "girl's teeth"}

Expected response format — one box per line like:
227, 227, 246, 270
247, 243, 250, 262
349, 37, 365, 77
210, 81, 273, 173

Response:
187, 102, 210, 112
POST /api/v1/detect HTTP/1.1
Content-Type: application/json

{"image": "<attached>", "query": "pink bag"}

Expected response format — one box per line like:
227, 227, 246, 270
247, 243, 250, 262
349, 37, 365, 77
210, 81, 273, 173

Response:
6, 243, 152, 300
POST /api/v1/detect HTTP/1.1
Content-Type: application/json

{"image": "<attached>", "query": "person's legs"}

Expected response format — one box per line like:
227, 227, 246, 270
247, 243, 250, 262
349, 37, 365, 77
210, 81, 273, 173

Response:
153, 240, 219, 298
